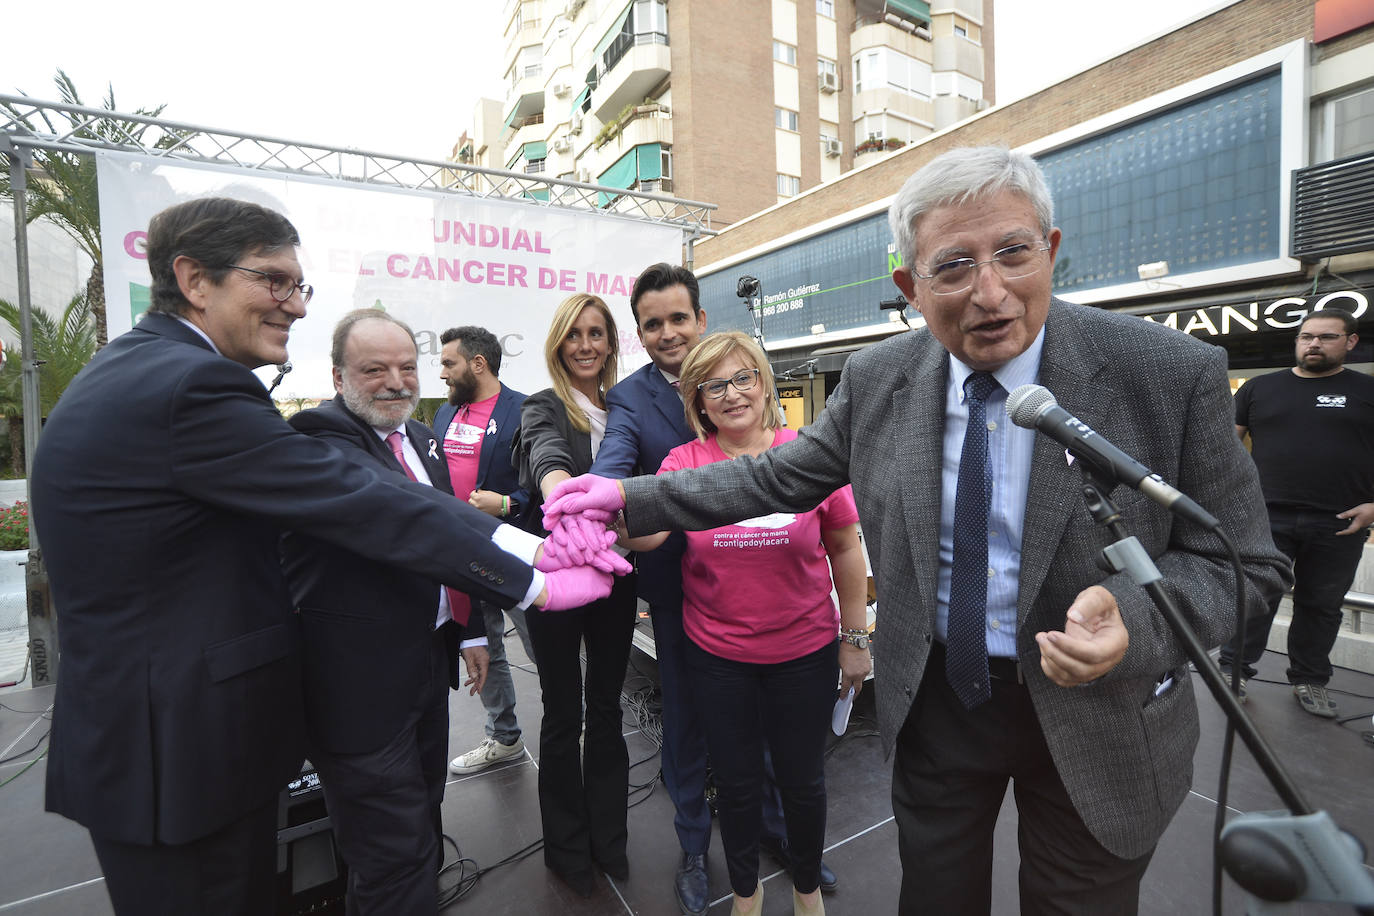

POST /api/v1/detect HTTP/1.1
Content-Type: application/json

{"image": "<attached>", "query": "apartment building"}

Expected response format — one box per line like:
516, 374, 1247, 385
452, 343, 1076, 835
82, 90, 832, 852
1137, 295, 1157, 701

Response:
459, 0, 993, 226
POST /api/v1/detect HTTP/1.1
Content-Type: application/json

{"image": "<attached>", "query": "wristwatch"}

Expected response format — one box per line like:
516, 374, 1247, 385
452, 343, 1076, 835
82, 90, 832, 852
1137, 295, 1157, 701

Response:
839, 627, 869, 650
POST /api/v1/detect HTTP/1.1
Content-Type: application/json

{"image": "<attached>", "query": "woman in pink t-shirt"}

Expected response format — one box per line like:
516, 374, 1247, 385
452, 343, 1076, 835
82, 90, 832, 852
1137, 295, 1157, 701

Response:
625, 331, 870, 916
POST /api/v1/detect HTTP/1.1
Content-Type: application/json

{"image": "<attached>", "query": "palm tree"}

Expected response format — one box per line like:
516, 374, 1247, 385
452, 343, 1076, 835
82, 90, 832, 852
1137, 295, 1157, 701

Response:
1, 70, 189, 348
0, 293, 97, 474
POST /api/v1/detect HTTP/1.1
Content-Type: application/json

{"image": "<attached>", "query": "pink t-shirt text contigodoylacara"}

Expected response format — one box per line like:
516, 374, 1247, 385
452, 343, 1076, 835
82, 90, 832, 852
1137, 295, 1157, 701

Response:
658, 428, 858, 665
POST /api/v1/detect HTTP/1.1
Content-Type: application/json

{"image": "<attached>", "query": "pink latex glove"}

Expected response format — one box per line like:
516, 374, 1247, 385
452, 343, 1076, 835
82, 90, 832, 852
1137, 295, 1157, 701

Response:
543, 475, 625, 528
589, 545, 634, 577
540, 565, 614, 611
536, 529, 630, 575
545, 515, 614, 567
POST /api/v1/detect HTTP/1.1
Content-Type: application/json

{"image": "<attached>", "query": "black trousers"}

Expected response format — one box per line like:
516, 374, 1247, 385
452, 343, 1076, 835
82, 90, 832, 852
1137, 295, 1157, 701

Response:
91, 798, 277, 915
685, 638, 836, 897
1220, 506, 1369, 685
307, 625, 450, 916
892, 643, 1153, 916
524, 572, 637, 878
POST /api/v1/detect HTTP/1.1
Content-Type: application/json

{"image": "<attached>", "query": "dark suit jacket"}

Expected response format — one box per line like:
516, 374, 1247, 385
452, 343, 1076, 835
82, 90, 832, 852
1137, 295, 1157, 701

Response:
31, 313, 533, 846
516, 388, 593, 534
622, 299, 1291, 858
591, 362, 691, 606
281, 397, 485, 755
433, 383, 530, 528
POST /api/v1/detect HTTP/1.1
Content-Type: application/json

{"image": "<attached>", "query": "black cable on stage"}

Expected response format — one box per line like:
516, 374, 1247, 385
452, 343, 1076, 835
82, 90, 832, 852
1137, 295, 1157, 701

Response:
0, 724, 49, 767
1209, 526, 1248, 916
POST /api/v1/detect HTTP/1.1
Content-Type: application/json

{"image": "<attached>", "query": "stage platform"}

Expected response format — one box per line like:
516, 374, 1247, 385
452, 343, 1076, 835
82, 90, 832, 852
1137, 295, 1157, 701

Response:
1, 616, 1372, 915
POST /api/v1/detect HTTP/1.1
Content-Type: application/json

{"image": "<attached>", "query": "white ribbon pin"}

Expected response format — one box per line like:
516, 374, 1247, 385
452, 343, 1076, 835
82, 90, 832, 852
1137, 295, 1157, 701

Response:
428, 439, 439, 460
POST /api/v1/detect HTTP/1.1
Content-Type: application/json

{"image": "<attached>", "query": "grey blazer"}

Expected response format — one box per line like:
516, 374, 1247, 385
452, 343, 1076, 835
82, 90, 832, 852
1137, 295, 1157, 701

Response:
623, 298, 1290, 858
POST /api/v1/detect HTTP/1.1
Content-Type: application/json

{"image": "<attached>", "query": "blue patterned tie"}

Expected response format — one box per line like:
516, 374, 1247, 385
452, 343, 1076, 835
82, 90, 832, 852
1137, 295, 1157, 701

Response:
946, 371, 1000, 709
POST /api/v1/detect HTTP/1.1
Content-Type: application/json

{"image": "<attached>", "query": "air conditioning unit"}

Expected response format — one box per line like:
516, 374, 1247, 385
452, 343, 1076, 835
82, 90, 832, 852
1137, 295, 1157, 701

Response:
823, 137, 842, 158
553, 81, 573, 98
570, 112, 583, 134
576, 167, 591, 183
819, 71, 839, 94
552, 137, 572, 153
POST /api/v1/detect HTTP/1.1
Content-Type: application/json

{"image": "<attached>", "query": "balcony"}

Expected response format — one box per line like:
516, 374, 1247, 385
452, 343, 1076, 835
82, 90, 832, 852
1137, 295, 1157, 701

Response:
506, 112, 547, 154
932, 36, 983, 81
1291, 150, 1374, 260
591, 40, 671, 122
594, 102, 672, 151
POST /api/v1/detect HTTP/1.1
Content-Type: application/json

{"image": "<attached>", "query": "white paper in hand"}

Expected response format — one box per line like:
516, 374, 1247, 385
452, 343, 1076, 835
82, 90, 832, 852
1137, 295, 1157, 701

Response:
831, 686, 856, 737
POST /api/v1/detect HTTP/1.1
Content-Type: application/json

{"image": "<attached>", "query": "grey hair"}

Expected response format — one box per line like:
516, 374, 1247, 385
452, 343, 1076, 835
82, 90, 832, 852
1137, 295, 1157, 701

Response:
888, 146, 1054, 271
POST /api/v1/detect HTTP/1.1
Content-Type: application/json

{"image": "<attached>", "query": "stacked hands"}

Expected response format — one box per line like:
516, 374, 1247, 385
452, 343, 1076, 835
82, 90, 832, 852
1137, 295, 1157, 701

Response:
535, 475, 630, 611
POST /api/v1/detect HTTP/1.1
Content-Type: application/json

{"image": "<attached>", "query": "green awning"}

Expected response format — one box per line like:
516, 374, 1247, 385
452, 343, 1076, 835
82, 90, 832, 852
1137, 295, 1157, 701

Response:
885, 0, 930, 24
594, 2, 633, 58
571, 86, 590, 115
597, 148, 639, 190
637, 143, 662, 180
597, 144, 660, 205
507, 140, 548, 170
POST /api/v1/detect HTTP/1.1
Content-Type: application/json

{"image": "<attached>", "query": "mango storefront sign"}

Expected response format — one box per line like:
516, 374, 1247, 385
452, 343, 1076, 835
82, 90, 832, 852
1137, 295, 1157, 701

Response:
1140, 288, 1369, 339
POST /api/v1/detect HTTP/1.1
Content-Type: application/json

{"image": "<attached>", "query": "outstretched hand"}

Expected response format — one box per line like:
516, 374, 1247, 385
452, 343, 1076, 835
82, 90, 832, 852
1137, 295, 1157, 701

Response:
539, 565, 614, 611
1035, 585, 1128, 687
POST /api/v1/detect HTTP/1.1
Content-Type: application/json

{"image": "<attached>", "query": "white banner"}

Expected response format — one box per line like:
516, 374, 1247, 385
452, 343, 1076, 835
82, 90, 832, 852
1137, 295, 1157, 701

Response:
95, 151, 681, 399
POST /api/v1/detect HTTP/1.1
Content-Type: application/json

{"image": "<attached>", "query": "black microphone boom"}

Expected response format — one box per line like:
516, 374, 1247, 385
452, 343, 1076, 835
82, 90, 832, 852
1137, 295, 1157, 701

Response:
1005, 384, 1220, 530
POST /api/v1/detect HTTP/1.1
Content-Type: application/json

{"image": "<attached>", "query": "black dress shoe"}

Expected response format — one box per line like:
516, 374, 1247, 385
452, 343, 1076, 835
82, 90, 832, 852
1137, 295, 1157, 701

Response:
759, 835, 839, 894
551, 865, 596, 898
675, 851, 709, 915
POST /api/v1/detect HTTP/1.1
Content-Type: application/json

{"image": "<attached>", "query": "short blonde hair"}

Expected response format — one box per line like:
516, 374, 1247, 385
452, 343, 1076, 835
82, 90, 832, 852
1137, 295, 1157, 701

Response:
678, 331, 780, 441
543, 293, 619, 433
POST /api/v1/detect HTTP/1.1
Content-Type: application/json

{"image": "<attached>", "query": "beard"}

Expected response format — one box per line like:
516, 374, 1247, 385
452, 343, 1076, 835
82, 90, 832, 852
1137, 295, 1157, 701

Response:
446, 367, 479, 406
340, 375, 418, 430
1298, 350, 1344, 374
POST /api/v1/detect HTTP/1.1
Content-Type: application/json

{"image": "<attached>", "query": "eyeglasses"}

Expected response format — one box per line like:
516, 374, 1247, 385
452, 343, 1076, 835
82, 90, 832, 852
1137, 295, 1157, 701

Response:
228, 265, 314, 304
698, 368, 760, 399
1296, 332, 1348, 344
914, 241, 1052, 295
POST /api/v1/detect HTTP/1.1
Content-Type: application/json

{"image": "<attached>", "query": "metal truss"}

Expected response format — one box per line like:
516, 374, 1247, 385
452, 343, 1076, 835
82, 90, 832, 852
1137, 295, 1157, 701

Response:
0, 94, 716, 239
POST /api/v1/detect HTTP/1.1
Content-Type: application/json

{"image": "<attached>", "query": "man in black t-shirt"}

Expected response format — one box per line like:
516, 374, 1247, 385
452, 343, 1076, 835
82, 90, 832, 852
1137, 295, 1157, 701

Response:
1221, 308, 1374, 717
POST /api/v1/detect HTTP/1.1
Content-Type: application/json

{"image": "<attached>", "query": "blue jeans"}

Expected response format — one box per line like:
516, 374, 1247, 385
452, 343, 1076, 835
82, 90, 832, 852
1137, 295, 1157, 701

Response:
1220, 505, 1369, 685
475, 599, 534, 744
684, 638, 836, 897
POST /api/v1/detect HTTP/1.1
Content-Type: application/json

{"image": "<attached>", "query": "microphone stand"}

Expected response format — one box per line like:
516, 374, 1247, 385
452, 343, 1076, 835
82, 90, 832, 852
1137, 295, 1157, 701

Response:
1075, 471, 1374, 914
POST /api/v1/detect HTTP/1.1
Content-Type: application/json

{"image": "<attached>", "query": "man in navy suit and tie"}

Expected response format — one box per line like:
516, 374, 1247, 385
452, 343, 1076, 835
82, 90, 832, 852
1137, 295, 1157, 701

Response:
30, 198, 613, 915
281, 309, 493, 914
432, 326, 540, 775
592, 263, 835, 914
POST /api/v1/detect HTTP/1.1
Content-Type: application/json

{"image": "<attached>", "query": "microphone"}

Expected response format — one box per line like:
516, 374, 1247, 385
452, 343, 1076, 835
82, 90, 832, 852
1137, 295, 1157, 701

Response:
1006, 384, 1220, 530
268, 361, 293, 395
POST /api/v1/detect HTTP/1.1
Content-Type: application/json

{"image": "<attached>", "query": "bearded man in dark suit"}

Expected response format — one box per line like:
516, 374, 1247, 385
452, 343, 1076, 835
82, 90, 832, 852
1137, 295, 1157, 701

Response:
281, 309, 493, 914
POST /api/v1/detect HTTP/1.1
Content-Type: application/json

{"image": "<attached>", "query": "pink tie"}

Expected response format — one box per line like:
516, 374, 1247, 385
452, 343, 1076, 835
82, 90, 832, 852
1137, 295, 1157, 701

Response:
390, 429, 467, 623
385, 430, 417, 481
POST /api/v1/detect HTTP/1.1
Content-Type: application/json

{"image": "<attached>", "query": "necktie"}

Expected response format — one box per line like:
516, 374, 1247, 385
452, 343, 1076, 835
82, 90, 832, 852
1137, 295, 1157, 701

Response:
946, 371, 999, 709
385, 430, 417, 482
390, 430, 467, 622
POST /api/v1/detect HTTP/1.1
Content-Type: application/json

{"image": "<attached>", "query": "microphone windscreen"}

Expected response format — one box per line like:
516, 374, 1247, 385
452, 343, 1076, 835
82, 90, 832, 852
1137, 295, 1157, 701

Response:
1006, 383, 1056, 428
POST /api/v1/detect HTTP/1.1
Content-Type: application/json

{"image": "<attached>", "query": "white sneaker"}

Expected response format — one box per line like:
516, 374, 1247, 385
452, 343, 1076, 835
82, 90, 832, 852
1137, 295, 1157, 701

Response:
449, 736, 525, 774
